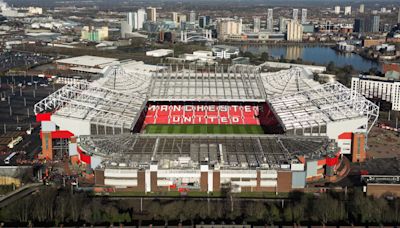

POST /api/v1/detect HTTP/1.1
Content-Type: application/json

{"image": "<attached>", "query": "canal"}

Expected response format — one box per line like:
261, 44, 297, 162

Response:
238, 44, 380, 72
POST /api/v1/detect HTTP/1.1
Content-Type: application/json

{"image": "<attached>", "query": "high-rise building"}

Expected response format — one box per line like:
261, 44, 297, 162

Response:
359, 4, 365, 13
354, 18, 366, 33
137, 8, 146, 30
279, 17, 290, 33
287, 20, 303, 41
81, 26, 109, 42
146, 7, 157, 22
199, 16, 211, 28
292, 9, 299, 21
344, 6, 351, 15
372, 15, 380, 33
354, 16, 380, 33
301, 9, 307, 24
253, 16, 261, 33
127, 12, 136, 30
172, 12, 178, 23
189, 10, 196, 23
267, 8, 273, 31
398, 8, 400, 24
334, 6, 340, 14
177, 14, 187, 23
121, 21, 132, 38
216, 18, 242, 40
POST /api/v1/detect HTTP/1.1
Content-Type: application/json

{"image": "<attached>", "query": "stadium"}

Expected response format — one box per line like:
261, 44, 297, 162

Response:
34, 60, 379, 193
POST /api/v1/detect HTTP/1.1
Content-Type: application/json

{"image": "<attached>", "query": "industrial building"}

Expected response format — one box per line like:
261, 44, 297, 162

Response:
34, 61, 379, 193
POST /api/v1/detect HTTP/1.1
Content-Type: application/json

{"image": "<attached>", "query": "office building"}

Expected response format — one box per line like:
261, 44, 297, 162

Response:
199, 16, 211, 28
344, 6, 351, 15
354, 18, 365, 33
28, 7, 43, 15
334, 6, 340, 14
254, 16, 261, 33
172, 12, 178, 23
287, 20, 303, 41
279, 17, 290, 33
354, 16, 380, 33
267, 9, 273, 32
121, 21, 132, 38
398, 8, 400, 24
216, 18, 242, 40
81, 26, 109, 42
359, 4, 365, 13
146, 7, 157, 22
177, 14, 187, 23
189, 10, 196, 23
137, 9, 146, 30
293, 8, 299, 21
372, 15, 380, 33
127, 12, 136, 30
301, 9, 307, 24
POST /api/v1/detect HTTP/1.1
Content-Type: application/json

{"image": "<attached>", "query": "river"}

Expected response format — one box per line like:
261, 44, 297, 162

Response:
238, 44, 380, 72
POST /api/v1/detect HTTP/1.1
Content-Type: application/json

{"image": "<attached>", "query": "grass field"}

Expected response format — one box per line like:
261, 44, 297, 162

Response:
144, 124, 265, 134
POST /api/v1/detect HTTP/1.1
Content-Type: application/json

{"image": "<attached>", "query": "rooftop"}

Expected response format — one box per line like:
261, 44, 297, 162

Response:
34, 66, 150, 131
148, 65, 266, 102
260, 67, 320, 97
268, 82, 379, 133
78, 134, 331, 169
55, 55, 119, 68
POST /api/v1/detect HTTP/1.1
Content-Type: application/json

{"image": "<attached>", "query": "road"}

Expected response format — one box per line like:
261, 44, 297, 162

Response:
0, 183, 42, 208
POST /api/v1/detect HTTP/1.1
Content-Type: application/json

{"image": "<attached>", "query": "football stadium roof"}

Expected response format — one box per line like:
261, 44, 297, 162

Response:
268, 82, 379, 134
35, 63, 379, 136
149, 66, 266, 102
261, 67, 321, 96
78, 134, 331, 169
34, 65, 151, 131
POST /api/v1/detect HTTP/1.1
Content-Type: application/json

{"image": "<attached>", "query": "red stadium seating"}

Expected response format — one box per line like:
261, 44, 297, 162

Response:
144, 104, 263, 126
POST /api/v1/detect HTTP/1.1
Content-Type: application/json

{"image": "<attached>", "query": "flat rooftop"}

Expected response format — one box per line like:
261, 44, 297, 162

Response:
56, 55, 119, 68
78, 134, 330, 169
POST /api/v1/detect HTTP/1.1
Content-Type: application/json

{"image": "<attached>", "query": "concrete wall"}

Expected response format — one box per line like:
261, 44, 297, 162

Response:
51, 115, 91, 136
326, 117, 367, 140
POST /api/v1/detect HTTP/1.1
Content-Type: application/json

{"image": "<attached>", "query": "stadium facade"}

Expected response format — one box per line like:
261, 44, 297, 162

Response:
34, 62, 379, 193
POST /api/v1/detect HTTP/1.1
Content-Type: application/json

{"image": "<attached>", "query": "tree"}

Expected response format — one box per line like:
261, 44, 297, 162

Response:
242, 51, 255, 60
265, 203, 281, 225
313, 193, 346, 224
69, 192, 86, 223
245, 201, 265, 221
327, 61, 336, 73
260, 52, 269, 61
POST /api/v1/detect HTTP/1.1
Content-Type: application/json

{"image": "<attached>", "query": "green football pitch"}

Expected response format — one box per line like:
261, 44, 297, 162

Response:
144, 124, 265, 134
